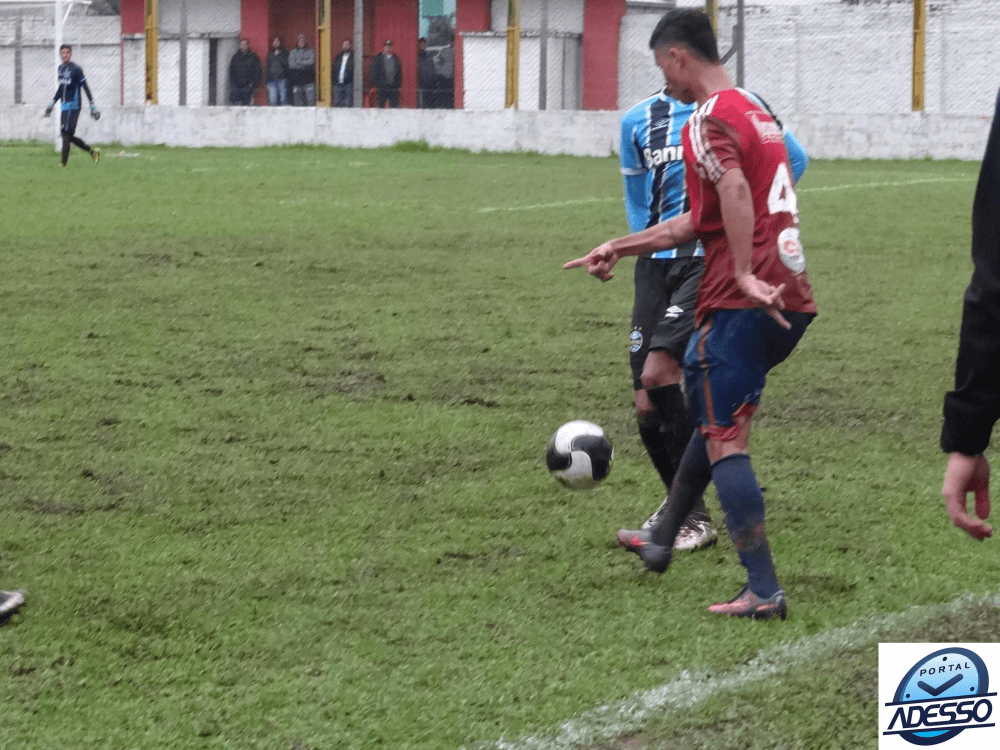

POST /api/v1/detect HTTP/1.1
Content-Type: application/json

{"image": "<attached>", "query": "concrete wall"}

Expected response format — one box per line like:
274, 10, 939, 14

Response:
462, 32, 581, 111
619, 0, 1000, 119
0, 105, 992, 160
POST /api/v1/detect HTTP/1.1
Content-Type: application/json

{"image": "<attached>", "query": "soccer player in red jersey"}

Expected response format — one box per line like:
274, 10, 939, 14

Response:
566, 9, 817, 620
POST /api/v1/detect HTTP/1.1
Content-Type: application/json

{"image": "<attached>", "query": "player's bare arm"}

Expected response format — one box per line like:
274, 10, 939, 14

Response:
942, 452, 993, 540
564, 212, 696, 281
716, 168, 790, 329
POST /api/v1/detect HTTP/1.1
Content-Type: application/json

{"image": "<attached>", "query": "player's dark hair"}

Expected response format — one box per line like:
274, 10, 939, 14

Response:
59, 44, 72, 53
648, 9, 719, 64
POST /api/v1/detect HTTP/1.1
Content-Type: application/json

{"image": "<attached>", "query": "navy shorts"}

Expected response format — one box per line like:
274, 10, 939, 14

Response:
629, 255, 704, 390
683, 308, 814, 441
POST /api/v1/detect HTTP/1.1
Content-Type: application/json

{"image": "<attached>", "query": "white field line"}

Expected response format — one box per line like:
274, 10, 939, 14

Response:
479, 197, 615, 213
799, 176, 975, 193
472, 591, 1000, 750
476, 176, 975, 214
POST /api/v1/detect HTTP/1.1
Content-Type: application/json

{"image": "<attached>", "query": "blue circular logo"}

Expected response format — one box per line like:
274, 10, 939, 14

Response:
886, 647, 992, 745
629, 329, 643, 353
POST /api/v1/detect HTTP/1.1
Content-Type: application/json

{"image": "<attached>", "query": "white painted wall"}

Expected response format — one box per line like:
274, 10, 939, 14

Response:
490, 0, 584, 35
462, 31, 580, 111
619, 0, 1000, 118
0, 14, 119, 106
0, 105, 992, 161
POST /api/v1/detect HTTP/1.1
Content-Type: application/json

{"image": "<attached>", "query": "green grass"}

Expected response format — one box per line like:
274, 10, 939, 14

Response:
0, 143, 989, 749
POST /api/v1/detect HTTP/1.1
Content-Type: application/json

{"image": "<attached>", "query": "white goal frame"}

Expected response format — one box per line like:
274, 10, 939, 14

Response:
0, 0, 92, 145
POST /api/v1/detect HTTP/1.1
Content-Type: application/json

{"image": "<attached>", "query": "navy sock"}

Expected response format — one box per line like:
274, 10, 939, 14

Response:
711, 453, 780, 599
650, 431, 712, 547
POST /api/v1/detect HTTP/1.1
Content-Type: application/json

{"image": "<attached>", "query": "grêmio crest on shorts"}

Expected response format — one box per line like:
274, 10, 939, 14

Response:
681, 89, 818, 325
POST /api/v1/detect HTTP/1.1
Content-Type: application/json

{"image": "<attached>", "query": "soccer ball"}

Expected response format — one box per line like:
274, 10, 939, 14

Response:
546, 420, 613, 490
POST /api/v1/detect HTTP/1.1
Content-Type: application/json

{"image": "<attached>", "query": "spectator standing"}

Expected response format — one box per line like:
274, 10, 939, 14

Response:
266, 36, 289, 106
229, 38, 261, 106
289, 33, 316, 107
370, 40, 402, 108
333, 39, 355, 107
434, 44, 454, 109
417, 37, 436, 108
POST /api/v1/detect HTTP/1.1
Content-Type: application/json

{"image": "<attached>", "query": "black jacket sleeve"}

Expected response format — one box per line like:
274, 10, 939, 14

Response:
942, 87, 1000, 455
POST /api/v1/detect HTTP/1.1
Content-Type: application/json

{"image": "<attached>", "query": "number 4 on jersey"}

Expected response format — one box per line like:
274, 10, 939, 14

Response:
768, 162, 806, 273
767, 162, 799, 220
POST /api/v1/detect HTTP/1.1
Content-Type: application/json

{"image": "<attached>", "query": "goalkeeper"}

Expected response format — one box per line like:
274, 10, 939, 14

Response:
45, 44, 101, 167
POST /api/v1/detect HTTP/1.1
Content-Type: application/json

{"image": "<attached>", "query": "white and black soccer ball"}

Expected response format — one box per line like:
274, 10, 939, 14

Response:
546, 420, 613, 490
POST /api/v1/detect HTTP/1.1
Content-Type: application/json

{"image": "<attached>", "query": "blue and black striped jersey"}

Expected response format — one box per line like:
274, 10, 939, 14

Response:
55, 63, 90, 111
620, 92, 698, 259
620, 88, 809, 260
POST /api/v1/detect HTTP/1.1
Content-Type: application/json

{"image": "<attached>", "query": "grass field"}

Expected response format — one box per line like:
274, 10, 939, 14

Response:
0, 141, 991, 749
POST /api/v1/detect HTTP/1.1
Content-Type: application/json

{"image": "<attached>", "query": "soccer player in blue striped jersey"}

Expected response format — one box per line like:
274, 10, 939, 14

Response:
45, 45, 101, 167
615, 86, 808, 550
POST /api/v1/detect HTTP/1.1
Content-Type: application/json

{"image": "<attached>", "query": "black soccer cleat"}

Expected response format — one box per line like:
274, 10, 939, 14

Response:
616, 528, 672, 573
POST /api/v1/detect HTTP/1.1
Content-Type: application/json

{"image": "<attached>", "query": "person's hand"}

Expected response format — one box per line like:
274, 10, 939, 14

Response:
90, 104, 100, 120
564, 242, 619, 282
44, 103, 53, 117
736, 273, 790, 329
942, 453, 992, 540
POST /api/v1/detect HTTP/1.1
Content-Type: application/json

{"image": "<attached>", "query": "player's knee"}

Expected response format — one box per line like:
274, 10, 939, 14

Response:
641, 350, 683, 390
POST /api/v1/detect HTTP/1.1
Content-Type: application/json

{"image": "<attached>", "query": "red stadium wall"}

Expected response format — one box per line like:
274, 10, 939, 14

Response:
241, 0, 270, 104
121, 0, 626, 112
370, 0, 419, 108
583, 0, 625, 111
454, 0, 490, 110
120, 0, 144, 35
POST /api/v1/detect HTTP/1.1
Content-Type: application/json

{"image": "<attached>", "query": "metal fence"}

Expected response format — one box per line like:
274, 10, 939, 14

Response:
463, 0, 582, 110
619, 0, 1000, 118
0, 7, 118, 108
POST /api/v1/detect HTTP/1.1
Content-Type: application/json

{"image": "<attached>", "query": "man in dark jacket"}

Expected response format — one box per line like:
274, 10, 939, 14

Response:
941, 86, 1000, 541
266, 36, 289, 106
333, 39, 354, 107
370, 39, 402, 108
229, 39, 261, 105
417, 37, 436, 108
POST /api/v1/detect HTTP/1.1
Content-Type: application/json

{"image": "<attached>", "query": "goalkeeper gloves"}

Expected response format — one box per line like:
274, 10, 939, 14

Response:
44, 102, 54, 117
90, 103, 100, 120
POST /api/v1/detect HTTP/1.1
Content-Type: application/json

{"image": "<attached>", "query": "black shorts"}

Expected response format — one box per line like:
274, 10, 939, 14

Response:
629, 254, 704, 390
60, 108, 81, 136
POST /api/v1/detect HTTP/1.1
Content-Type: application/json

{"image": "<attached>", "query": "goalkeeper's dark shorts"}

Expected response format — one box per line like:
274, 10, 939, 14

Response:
629, 254, 703, 390
60, 108, 81, 135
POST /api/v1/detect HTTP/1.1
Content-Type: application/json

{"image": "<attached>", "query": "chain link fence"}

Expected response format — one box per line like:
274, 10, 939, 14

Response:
463, 0, 582, 111
619, 0, 1000, 118
0, 7, 118, 108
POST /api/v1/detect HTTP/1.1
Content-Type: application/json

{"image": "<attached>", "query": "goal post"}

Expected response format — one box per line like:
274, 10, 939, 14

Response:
0, 0, 92, 146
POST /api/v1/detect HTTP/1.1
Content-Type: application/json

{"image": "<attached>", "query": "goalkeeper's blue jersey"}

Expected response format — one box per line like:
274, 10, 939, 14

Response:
56, 63, 88, 111
619, 88, 808, 260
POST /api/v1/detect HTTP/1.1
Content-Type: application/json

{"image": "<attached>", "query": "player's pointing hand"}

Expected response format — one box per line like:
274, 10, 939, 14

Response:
564, 242, 619, 282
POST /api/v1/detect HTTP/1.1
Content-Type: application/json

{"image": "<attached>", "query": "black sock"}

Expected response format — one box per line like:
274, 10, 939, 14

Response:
61, 136, 71, 165
637, 410, 674, 490
650, 431, 713, 546
647, 384, 708, 518
71, 136, 90, 152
